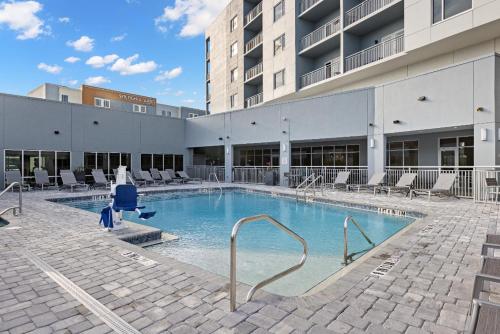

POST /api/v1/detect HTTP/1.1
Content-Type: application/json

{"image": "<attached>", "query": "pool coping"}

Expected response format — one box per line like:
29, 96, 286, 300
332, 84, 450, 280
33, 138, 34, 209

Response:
45, 184, 427, 300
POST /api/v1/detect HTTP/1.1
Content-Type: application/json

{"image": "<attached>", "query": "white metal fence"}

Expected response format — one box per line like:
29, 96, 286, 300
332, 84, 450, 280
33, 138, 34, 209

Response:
301, 58, 340, 88
300, 0, 322, 14
345, 34, 404, 71
245, 62, 263, 81
233, 167, 279, 184
301, 17, 340, 51
245, 32, 263, 54
186, 166, 225, 182
345, 0, 396, 26
289, 166, 368, 187
245, 92, 263, 108
244, 1, 263, 26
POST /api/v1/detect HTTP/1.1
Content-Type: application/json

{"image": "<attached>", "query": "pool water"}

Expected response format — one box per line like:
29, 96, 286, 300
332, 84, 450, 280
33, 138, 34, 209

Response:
67, 190, 413, 296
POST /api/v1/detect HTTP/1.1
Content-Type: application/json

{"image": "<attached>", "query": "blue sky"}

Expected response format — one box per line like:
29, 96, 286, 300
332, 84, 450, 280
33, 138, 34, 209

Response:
0, 0, 228, 108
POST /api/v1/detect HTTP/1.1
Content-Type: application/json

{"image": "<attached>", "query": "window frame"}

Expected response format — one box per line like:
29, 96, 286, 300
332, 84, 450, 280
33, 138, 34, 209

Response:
133, 104, 147, 113
273, 1, 285, 22
230, 15, 238, 32
386, 140, 419, 167
230, 67, 238, 82
94, 97, 111, 109
230, 41, 238, 58
273, 69, 285, 89
432, 0, 472, 24
273, 34, 286, 56
230, 93, 238, 109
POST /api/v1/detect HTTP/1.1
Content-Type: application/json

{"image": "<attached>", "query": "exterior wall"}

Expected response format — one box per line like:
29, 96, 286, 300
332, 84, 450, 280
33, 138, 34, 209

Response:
156, 103, 181, 118
81, 85, 157, 115
59, 86, 82, 104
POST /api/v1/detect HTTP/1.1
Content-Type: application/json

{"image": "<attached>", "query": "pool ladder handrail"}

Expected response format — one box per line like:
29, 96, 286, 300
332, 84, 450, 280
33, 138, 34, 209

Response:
230, 214, 308, 312
208, 172, 222, 192
0, 182, 23, 217
295, 173, 315, 200
302, 174, 325, 200
343, 216, 375, 265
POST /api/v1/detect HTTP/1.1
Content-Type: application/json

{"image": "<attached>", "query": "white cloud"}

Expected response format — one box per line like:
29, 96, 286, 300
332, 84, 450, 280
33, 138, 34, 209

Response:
86, 54, 119, 68
111, 33, 127, 42
84, 76, 110, 85
58, 17, 70, 23
155, 0, 229, 37
66, 35, 94, 52
155, 66, 182, 81
37, 62, 62, 74
174, 90, 184, 96
182, 99, 195, 104
109, 54, 157, 75
0, 1, 49, 40
67, 79, 78, 86
64, 56, 80, 63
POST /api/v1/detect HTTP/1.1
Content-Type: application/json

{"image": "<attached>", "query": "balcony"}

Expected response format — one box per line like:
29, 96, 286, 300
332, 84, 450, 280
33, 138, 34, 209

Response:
245, 62, 263, 84
345, 33, 403, 72
299, 16, 340, 56
299, 0, 340, 21
345, 0, 399, 27
245, 32, 263, 57
244, 2, 262, 31
301, 58, 340, 88
245, 92, 263, 108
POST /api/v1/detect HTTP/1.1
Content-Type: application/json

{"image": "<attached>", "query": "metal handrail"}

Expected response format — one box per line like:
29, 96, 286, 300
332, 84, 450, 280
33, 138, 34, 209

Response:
208, 172, 222, 192
302, 174, 325, 199
295, 173, 315, 200
0, 182, 23, 217
343, 216, 375, 265
230, 214, 308, 311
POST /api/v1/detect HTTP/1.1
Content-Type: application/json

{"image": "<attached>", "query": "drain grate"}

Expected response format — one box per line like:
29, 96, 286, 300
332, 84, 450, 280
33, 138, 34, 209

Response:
121, 250, 158, 266
370, 255, 400, 278
22, 249, 141, 334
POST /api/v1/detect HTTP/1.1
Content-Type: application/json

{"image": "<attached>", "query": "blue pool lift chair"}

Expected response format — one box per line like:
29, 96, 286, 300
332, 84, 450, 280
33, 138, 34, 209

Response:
112, 184, 156, 220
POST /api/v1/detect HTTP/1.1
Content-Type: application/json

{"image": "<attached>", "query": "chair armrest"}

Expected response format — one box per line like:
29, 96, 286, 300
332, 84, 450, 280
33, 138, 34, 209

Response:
482, 243, 500, 256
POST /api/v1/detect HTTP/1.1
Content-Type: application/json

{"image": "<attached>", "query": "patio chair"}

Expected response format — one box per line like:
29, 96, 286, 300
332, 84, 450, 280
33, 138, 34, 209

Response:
472, 256, 500, 299
34, 169, 57, 190
177, 171, 203, 184
485, 178, 500, 203
91, 169, 111, 189
60, 171, 89, 192
150, 168, 166, 184
410, 173, 457, 200
140, 171, 158, 186
5, 170, 31, 191
166, 169, 183, 182
159, 171, 177, 184
348, 172, 386, 194
131, 170, 148, 187
468, 299, 500, 334
481, 234, 500, 256
383, 173, 417, 197
327, 171, 350, 190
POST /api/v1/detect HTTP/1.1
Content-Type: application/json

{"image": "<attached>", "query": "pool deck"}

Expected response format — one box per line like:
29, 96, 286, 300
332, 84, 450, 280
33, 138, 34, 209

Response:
0, 183, 499, 333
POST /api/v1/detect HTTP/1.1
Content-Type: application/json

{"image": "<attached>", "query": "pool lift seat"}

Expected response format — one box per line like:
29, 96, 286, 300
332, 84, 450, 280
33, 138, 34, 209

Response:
112, 184, 156, 221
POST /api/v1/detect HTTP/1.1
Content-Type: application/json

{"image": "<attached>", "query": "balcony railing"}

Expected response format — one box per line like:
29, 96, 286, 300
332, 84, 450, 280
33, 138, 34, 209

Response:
186, 165, 225, 182
233, 167, 279, 184
245, 62, 263, 81
345, 34, 403, 72
301, 58, 340, 88
299, 0, 322, 14
244, 2, 263, 26
301, 17, 340, 51
345, 0, 397, 26
245, 92, 263, 108
245, 32, 263, 54
289, 166, 368, 188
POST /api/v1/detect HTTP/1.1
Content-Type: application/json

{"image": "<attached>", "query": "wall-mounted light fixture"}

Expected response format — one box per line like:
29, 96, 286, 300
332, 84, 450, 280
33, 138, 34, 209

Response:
476, 107, 484, 112
393, 120, 401, 124
93, 121, 99, 125
368, 123, 374, 127
54, 130, 60, 135
226, 136, 230, 139
282, 117, 287, 121
370, 138, 375, 148
282, 130, 287, 134
417, 96, 426, 101
226, 147, 230, 155
250, 121, 256, 125
218, 137, 223, 141
481, 128, 488, 141
282, 143, 287, 152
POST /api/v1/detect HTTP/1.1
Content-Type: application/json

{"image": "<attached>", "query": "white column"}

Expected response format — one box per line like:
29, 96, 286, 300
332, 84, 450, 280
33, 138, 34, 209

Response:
225, 143, 233, 183
280, 139, 291, 187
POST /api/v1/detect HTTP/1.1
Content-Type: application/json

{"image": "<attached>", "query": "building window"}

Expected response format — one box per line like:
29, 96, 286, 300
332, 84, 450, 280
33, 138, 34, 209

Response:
273, 34, 285, 55
274, 69, 285, 89
95, 97, 111, 109
206, 60, 211, 80
188, 113, 199, 118
206, 102, 211, 114
291, 145, 360, 167
230, 15, 238, 32
206, 38, 211, 58
4, 150, 71, 186
235, 148, 280, 167
438, 136, 474, 167
133, 104, 147, 113
206, 81, 211, 101
230, 93, 238, 109
273, 1, 285, 22
230, 67, 238, 82
61, 94, 69, 103
230, 42, 238, 57
433, 0, 471, 23
386, 141, 419, 167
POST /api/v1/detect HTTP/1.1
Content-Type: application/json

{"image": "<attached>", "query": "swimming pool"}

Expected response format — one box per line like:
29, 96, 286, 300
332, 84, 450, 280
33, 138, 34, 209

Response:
66, 190, 414, 296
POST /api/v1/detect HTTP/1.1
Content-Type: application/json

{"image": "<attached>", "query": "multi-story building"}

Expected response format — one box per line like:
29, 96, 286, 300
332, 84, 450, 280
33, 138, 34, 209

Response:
28, 83, 205, 119
205, 0, 500, 113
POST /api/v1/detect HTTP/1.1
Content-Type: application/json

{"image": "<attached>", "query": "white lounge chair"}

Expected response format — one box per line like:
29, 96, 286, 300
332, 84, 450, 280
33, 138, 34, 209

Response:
328, 171, 350, 190
5, 170, 31, 191
34, 169, 57, 190
91, 169, 111, 189
410, 173, 457, 200
60, 171, 89, 192
177, 171, 202, 184
383, 173, 417, 197
348, 172, 386, 194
